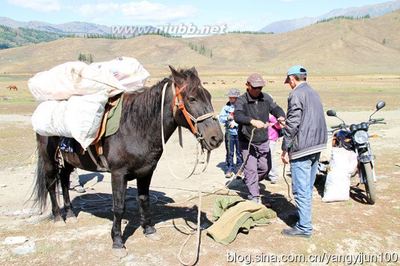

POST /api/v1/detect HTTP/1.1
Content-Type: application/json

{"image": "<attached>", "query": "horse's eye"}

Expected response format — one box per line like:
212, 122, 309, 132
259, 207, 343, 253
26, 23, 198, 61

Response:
189, 96, 197, 103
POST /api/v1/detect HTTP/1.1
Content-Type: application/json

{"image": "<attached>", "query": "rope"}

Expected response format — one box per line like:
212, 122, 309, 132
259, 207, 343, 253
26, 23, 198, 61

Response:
160, 82, 210, 180
224, 127, 293, 203
177, 189, 202, 266
225, 128, 255, 188
160, 81, 211, 265
161, 82, 200, 179
70, 68, 123, 91
282, 164, 293, 202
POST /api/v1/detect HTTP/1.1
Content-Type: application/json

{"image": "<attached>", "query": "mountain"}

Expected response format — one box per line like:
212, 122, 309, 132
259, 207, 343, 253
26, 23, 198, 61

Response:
259, 17, 316, 34
260, 0, 400, 33
0, 17, 110, 35
0, 10, 399, 75
0, 25, 66, 49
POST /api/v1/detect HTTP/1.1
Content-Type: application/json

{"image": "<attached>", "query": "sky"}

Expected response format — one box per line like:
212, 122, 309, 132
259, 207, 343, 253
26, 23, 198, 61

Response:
0, 0, 393, 30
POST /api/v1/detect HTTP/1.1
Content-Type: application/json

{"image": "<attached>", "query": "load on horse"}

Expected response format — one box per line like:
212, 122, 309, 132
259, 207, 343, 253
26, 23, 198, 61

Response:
29, 58, 223, 253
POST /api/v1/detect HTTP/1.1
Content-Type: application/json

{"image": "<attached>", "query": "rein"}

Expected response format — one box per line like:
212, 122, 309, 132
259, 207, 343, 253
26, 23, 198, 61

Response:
160, 80, 217, 266
160, 81, 214, 179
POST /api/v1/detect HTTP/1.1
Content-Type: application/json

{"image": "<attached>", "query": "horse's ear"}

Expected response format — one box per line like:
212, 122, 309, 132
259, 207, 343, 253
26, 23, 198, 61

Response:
190, 66, 198, 77
169, 65, 186, 87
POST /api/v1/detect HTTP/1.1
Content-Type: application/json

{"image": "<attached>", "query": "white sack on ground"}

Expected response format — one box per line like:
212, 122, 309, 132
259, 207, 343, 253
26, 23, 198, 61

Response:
322, 147, 358, 202
31, 92, 108, 149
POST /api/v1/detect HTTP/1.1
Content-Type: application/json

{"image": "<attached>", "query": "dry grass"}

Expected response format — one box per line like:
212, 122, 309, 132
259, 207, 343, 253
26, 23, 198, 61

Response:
0, 74, 399, 265
0, 11, 399, 75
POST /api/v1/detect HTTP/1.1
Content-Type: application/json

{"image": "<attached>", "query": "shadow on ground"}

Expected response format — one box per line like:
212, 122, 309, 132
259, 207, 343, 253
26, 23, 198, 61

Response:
71, 187, 211, 243
350, 185, 372, 204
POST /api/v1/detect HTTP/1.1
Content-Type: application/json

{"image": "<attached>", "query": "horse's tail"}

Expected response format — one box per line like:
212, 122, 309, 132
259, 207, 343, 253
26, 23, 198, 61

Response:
31, 135, 58, 211
33, 148, 49, 211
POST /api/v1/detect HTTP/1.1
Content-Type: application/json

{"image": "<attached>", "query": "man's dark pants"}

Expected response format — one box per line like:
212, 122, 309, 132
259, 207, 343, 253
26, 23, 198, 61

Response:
240, 140, 271, 198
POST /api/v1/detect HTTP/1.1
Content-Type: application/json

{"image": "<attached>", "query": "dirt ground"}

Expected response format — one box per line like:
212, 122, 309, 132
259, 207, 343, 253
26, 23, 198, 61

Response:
0, 75, 399, 265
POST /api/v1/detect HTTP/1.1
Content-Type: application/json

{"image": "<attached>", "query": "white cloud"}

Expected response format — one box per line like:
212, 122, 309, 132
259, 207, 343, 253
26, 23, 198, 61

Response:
78, 1, 197, 22
78, 3, 120, 17
7, 0, 61, 12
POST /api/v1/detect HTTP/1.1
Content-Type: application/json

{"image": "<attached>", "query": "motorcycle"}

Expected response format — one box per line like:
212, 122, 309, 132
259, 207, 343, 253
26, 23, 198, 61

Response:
324, 100, 386, 204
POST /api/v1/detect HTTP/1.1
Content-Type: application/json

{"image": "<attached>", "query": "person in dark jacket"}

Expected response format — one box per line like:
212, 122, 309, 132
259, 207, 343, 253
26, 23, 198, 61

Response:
280, 65, 327, 238
234, 73, 285, 204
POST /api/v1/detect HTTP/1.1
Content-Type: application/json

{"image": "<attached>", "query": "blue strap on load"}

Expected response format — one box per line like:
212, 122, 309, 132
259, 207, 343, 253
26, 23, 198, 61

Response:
59, 137, 75, 153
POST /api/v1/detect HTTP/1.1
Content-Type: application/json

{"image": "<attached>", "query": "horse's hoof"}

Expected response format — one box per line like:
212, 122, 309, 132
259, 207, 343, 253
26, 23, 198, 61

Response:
145, 232, 161, 241
143, 225, 156, 235
112, 248, 127, 258
144, 226, 160, 241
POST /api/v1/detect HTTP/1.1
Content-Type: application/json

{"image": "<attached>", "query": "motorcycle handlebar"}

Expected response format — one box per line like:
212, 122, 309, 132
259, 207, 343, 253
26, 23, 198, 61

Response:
331, 124, 344, 129
369, 118, 386, 125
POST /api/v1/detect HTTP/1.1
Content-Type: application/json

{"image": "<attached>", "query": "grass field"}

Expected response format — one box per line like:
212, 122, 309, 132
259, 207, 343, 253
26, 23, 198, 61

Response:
2, 73, 398, 116
0, 72, 399, 265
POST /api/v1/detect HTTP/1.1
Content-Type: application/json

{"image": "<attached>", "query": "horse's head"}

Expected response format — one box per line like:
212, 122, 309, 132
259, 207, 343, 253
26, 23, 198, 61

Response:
169, 66, 223, 151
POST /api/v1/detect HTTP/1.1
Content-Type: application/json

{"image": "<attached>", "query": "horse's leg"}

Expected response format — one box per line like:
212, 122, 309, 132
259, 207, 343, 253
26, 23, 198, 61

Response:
137, 175, 157, 236
111, 172, 127, 250
47, 171, 63, 224
59, 163, 76, 222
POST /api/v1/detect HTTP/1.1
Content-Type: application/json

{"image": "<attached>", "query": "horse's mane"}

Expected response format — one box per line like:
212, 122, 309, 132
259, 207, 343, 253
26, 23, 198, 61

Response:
121, 78, 170, 129
120, 68, 201, 130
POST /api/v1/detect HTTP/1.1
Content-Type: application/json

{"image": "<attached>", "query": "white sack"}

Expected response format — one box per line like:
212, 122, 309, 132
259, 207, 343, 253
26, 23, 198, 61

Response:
90, 57, 149, 92
322, 147, 358, 202
32, 92, 108, 149
29, 61, 125, 101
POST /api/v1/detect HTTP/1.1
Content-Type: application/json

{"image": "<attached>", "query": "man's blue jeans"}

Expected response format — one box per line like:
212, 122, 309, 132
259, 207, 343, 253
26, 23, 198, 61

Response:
290, 152, 320, 235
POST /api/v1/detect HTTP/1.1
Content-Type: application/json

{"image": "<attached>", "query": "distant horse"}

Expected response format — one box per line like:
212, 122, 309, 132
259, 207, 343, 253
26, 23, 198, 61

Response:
7, 85, 18, 91
33, 66, 223, 251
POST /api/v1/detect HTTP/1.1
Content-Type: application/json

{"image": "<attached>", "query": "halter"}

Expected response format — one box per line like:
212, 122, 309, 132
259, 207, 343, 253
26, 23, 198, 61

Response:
171, 82, 216, 140
160, 81, 215, 179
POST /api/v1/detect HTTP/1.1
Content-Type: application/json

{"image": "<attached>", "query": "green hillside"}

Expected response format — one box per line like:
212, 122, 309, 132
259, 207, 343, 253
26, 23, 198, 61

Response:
0, 25, 66, 49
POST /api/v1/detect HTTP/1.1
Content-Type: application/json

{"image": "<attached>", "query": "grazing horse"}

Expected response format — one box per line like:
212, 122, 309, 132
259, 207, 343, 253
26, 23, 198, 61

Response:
7, 85, 18, 91
33, 66, 223, 251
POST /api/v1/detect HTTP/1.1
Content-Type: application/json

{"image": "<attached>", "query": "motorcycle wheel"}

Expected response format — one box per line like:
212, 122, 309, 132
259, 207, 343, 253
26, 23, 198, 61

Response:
362, 162, 377, 205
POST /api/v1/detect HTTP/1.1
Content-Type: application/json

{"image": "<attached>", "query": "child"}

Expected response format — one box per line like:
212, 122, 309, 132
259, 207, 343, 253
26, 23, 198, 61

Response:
268, 114, 283, 184
219, 88, 243, 178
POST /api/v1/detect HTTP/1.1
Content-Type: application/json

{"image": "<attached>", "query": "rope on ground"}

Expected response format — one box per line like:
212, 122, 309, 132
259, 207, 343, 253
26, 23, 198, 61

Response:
160, 82, 207, 265
177, 189, 202, 266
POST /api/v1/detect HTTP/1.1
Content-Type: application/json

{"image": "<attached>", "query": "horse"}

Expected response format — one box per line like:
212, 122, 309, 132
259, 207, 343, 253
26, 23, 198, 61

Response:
33, 66, 224, 252
7, 85, 18, 91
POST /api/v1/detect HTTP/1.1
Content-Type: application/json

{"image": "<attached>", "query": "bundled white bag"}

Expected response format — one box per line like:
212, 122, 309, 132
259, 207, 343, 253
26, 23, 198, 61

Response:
90, 57, 150, 92
30, 57, 150, 148
28, 61, 125, 101
322, 147, 358, 202
31, 91, 108, 149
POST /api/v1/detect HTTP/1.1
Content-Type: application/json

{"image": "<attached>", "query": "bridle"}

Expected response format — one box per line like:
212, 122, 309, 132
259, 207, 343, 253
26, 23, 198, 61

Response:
160, 80, 216, 179
170, 81, 216, 141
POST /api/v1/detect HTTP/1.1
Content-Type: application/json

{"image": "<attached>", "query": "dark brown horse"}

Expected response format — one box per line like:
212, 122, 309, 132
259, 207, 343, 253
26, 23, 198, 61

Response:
33, 66, 223, 251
